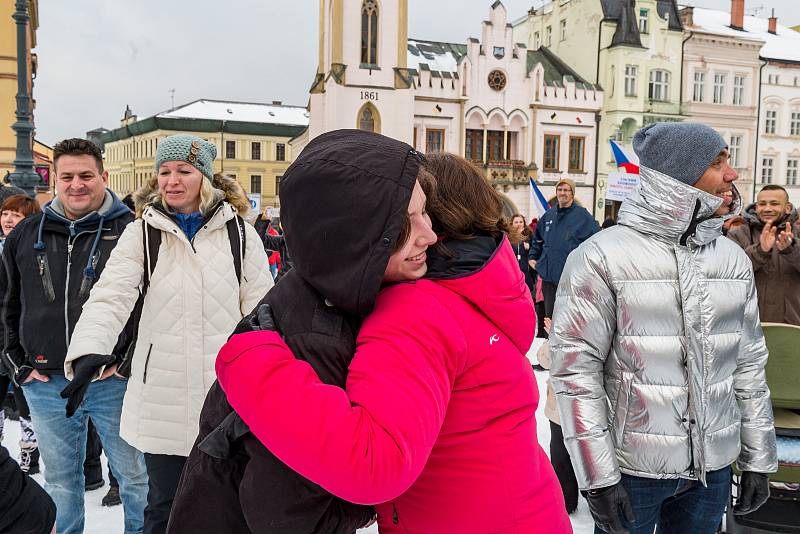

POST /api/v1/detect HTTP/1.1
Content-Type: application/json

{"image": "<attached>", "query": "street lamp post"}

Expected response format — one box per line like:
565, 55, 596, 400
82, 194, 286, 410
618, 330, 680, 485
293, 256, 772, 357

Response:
8, 0, 40, 197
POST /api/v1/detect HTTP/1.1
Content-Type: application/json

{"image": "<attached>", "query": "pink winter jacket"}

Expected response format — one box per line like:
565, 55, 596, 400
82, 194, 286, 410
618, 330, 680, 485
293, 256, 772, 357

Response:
216, 240, 571, 534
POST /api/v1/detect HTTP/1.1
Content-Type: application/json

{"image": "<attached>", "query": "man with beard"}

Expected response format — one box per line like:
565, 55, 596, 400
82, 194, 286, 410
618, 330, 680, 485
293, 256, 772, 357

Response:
728, 184, 800, 325
550, 122, 777, 534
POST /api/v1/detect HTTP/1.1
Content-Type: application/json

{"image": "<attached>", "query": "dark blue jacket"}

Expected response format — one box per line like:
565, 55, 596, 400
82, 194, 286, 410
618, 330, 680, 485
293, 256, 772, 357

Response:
529, 203, 599, 284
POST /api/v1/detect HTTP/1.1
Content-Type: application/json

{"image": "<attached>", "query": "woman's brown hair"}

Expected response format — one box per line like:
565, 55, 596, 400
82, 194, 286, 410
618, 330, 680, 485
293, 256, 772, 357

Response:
422, 152, 507, 240
1, 194, 41, 218
508, 213, 532, 244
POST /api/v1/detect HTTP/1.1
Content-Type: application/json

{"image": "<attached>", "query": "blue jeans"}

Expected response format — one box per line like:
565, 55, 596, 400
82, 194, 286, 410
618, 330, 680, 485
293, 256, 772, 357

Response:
594, 467, 731, 534
23, 375, 148, 534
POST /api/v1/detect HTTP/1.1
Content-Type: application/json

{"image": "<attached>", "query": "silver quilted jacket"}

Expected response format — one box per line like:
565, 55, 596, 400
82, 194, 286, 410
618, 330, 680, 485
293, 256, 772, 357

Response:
550, 167, 777, 490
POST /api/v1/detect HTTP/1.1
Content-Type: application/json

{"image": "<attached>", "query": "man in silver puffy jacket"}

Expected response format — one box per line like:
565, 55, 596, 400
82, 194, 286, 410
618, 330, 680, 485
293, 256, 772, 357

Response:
550, 122, 777, 534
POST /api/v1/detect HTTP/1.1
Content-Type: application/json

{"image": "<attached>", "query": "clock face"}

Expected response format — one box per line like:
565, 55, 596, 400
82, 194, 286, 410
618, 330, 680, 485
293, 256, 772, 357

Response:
488, 70, 507, 91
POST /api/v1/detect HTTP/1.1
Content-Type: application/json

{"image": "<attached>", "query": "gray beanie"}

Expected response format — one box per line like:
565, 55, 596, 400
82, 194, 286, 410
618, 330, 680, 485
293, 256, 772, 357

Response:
632, 122, 727, 185
155, 134, 216, 179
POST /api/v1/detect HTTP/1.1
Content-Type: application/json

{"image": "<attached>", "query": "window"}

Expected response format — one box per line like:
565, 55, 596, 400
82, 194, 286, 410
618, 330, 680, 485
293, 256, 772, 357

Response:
729, 135, 742, 168
275, 175, 282, 197
276, 143, 286, 161
788, 159, 799, 186
713, 73, 726, 104
568, 137, 585, 173
765, 110, 777, 134
360, 0, 379, 65
648, 70, 670, 101
546, 26, 552, 47
791, 112, 800, 136
358, 106, 375, 132
225, 140, 236, 159
733, 75, 745, 105
487, 130, 504, 161
465, 129, 484, 162
625, 65, 637, 96
639, 8, 649, 33
761, 157, 774, 184
426, 129, 444, 153
534, 31, 540, 49
250, 175, 262, 194
543, 135, 560, 172
560, 20, 567, 41
692, 72, 705, 102
251, 142, 261, 160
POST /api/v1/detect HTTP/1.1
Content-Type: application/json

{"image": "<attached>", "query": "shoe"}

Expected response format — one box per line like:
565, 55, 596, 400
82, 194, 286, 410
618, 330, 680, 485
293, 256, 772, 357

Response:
101, 485, 121, 507
85, 478, 105, 491
19, 441, 40, 475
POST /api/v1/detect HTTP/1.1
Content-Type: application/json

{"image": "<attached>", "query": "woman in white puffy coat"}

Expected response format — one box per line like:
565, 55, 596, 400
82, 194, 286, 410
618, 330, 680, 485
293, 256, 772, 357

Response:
64, 134, 273, 533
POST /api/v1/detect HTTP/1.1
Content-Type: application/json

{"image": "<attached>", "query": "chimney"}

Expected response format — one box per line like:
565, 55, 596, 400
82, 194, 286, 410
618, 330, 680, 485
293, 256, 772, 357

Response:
272, 100, 282, 106
768, 9, 777, 35
680, 6, 694, 28
730, 0, 744, 31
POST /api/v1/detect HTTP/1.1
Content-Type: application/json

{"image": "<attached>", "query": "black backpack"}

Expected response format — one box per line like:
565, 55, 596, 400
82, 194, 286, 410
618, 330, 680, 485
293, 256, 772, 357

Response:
117, 215, 246, 377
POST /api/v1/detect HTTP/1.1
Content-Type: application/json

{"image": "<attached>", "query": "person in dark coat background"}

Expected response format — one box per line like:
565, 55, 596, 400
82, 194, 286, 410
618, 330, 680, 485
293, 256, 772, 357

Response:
167, 129, 429, 534
509, 213, 535, 292
528, 178, 599, 322
0, 443, 55, 533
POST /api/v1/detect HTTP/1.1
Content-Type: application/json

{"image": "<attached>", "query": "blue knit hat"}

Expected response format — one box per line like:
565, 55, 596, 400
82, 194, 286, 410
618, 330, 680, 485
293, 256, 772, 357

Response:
632, 122, 727, 186
155, 134, 216, 179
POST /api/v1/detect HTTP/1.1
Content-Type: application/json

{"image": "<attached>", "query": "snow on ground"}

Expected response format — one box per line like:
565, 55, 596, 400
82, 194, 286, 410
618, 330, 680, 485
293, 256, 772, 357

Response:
3, 340, 593, 533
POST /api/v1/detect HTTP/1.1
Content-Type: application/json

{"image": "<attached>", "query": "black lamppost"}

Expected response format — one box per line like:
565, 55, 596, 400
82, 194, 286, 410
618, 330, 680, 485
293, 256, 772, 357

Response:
8, 0, 40, 196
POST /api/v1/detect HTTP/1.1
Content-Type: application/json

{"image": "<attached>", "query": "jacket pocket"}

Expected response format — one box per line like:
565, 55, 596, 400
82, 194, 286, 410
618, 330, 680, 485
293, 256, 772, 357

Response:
613, 372, 633, 446
142, 344, 153, 384
36, 253, 56, 303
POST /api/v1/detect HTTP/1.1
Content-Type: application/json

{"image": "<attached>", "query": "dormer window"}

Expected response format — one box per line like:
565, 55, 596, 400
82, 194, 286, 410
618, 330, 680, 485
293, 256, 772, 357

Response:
639, 9, 649, 34
361, 0, 379, 66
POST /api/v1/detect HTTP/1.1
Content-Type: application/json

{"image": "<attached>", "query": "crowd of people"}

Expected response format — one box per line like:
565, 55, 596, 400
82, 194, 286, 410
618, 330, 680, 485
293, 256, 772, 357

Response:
0, 121, 788, 534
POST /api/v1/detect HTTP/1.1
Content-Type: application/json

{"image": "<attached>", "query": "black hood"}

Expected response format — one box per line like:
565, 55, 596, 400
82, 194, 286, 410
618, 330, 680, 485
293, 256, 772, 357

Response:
280, 129, 422, 316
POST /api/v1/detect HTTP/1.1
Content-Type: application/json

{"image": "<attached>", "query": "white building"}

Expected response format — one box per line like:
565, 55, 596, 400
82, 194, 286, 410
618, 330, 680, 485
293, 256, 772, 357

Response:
679, 3, 764, 204
682, 3, 800, 206
296, 0, 603, 219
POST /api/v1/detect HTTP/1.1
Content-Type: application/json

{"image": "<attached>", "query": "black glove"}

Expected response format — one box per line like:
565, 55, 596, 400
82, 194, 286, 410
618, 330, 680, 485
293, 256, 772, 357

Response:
59, 354, 116, 417
230, 303, 277, 338
733, 471, 770, 515
584, 482, 635, 534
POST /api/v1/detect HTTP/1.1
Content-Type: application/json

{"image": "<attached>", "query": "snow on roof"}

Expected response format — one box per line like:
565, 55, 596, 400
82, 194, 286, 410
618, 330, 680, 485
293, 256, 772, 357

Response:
159, 99, 309, 126
686, 6, 800, 63
407, 39, 463, 73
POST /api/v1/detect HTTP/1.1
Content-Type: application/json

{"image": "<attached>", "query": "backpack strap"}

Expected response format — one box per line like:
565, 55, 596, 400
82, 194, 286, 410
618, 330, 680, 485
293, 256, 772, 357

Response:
226, 215, 245, 285
142, 218, 161, 299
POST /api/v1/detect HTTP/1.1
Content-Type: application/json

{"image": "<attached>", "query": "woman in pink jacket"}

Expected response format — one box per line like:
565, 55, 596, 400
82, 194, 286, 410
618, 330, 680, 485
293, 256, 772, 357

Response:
216, 153, 571, 534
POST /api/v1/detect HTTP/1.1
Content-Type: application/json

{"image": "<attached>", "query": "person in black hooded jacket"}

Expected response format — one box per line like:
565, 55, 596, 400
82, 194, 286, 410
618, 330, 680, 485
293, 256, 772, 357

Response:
167, 129, 428, 534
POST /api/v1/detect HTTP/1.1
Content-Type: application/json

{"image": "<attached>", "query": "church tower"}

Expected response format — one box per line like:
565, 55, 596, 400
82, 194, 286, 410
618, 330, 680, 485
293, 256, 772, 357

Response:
308, 0, 415, 143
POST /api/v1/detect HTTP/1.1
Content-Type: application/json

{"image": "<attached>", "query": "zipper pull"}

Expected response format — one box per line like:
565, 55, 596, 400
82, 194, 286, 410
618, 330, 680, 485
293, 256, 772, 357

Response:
37, 256, 44, 275
392, 503, 399, 525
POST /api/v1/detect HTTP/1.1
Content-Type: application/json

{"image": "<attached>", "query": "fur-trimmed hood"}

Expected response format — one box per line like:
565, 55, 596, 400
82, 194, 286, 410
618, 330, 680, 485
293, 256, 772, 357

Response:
133, 173, 250, 217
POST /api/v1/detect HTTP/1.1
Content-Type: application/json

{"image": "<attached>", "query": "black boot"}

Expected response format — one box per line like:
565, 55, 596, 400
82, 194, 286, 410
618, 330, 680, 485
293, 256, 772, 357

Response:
101, 485, 121, 507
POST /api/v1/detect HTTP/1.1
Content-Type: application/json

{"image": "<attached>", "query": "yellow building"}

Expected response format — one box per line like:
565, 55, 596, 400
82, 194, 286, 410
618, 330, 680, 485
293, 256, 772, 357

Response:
0, 0, 39, 173
101, 100, 308, 210
514, 0, 686, 219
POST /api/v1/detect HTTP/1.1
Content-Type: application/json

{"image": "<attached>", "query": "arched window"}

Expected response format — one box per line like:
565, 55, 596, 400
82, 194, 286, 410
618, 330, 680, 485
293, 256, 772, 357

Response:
361, 0, 378, 65
359, 106, 375, 132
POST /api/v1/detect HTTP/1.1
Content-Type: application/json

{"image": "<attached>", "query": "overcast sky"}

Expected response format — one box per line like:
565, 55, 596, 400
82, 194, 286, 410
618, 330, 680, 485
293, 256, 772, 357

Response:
33, 0, 799, 145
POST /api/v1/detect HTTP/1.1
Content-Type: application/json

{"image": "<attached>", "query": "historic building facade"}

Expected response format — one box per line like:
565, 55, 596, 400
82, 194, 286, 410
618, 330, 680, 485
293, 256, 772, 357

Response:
514, 0, 685, 219
297, 0, 603, 218
679, 4, 763, 204
101, 100, 308, 209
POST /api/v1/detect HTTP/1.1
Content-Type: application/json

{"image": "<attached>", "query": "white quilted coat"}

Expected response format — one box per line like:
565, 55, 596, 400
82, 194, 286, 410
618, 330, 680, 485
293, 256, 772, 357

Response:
65, 202, 273, 455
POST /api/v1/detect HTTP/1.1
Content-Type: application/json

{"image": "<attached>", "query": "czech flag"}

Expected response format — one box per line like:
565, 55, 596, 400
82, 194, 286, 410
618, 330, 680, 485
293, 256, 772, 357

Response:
529, 177, 550, 219
610, 139, 640, 174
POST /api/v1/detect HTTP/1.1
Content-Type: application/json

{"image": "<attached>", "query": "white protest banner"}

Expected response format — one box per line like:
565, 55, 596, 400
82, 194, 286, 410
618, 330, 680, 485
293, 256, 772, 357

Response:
605, 172, 640, 202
